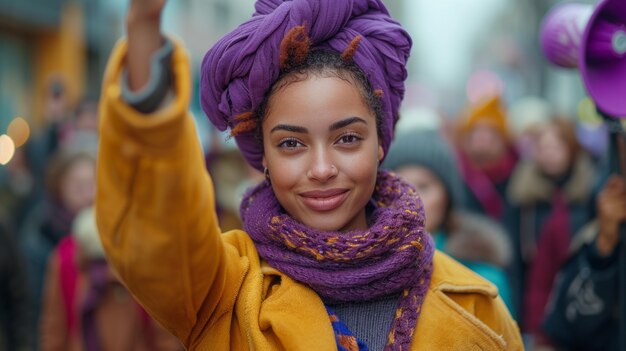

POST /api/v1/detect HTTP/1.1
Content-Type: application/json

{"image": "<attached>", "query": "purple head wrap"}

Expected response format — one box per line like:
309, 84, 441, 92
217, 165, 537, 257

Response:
200, 0, 412, 171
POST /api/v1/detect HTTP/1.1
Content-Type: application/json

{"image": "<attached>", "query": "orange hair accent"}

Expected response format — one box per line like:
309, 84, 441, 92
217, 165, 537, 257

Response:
279, 25, 311, 70
458, 95, 510, 140
231, 119, 257, 137
341, 35, 362, 61
230, 111, 257, 136
235, 111, 254, 121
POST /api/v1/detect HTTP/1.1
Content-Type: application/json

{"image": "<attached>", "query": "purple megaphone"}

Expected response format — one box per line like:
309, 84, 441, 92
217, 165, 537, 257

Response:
540, 0, 626, 117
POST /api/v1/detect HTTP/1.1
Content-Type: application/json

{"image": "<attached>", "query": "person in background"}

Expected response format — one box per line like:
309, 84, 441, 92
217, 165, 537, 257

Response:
61, 97, 100, 154
383, 128, 515, 315
507, 117, 596, 348
0, 147, 35, 230
26, 79, 72, 204
0, 219, 33, 351
455, 95, 518, 222
19, 146, 97, 338
40, 207, 182, 351
73, 97, 99, 134
543, 175, 626, 351
209, 148, 264, 232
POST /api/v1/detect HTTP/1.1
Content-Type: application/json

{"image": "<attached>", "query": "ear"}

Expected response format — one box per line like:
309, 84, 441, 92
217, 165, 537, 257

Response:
377, 144, 384, 163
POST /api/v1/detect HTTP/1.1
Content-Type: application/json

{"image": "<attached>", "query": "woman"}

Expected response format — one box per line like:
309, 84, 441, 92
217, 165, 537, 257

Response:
383, 128, 514, 315
507, 117, 595, 347
455, 96, 518, 222
40, 207, 182, 351
20, 146, 97, 334
543, 175, 626, 351
96, 0, 521, 349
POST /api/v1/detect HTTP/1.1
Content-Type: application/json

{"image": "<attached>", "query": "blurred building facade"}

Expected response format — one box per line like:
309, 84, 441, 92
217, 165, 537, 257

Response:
0, 0, 602, 143
0, 0, 119, 134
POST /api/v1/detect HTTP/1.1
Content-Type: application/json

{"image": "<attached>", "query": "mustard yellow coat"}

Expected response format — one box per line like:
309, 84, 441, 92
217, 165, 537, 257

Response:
96, 40, 523, 351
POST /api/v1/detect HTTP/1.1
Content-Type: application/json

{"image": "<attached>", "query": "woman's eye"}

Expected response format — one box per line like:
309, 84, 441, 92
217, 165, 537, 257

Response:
278, 138, 303, 149
337, 133, 362, 144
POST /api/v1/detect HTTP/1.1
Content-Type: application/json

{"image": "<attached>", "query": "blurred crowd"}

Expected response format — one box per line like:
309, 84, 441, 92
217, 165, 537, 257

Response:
0, 80, 184, 351
383, 94, 621, 351
0, 70, 622, 351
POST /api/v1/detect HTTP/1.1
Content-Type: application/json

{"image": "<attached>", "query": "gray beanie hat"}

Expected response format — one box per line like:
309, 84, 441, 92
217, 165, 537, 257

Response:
383, 129, 466, 210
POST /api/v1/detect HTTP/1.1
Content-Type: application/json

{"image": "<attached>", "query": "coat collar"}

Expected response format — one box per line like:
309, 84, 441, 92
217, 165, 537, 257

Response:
508, 155, 594, 206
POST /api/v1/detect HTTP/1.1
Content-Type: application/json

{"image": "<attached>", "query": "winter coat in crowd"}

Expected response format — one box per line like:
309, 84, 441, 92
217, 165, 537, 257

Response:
507, 155, 596, 339
543, 221, 620, 351
40, 208, 182, 351
0, 221, 33, 351
19, 200, 75, 332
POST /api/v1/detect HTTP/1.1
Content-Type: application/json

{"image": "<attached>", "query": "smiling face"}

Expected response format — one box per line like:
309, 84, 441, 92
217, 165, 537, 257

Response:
262, 75, 384, 232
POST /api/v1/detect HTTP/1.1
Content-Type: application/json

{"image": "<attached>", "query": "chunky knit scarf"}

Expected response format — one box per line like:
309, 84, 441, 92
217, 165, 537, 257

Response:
241, 170, 434, 350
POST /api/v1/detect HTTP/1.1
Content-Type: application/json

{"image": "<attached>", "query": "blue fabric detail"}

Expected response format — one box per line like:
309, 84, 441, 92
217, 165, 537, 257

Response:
325, 305, 369, 351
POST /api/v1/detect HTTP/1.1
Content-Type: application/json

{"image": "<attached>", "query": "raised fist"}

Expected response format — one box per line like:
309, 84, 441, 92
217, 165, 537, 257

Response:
127, 0, 167, 24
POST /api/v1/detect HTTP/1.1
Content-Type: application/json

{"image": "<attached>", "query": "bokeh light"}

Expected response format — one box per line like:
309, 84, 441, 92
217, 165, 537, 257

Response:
577, 97, 603, 126
7, 117, 30, 148
0, 134, 16, 165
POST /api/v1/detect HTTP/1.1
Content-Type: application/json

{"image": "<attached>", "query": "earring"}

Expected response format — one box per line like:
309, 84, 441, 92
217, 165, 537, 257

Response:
264, 167, 270, 181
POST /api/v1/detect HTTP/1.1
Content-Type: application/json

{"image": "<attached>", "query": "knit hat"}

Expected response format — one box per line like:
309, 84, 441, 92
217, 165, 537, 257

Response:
458, 95, 510, 140
383, 129, 465, 210
508, 96, 552, 135
200, 0, 411, 171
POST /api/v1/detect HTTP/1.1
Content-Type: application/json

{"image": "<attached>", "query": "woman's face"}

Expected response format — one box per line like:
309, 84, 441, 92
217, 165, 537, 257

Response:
60, 158, 96, 214
262, 75, 383, 232
534, 126, 571, 177
395, 165, 448, 233
463, 123, 507, 167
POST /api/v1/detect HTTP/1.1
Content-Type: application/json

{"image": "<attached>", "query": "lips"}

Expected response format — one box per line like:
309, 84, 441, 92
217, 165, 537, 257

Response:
299, 188, 349, 212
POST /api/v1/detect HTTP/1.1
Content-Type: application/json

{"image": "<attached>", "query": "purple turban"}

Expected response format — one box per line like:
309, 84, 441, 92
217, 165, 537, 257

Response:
200, 0, 412, 171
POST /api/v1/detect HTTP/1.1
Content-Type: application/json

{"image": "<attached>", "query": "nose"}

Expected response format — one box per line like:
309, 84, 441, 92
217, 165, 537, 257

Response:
306, 148, 338, 182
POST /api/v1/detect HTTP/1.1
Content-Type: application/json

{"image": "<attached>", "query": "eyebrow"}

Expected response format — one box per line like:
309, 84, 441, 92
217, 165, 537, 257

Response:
270, 117, 367, 134
270, 124, 308, 134
329, 117, 367, 131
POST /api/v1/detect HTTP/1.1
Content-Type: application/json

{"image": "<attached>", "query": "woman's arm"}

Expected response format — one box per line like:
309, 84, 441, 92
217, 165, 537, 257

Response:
125, 0, 166, 91
96, 1, 247, 345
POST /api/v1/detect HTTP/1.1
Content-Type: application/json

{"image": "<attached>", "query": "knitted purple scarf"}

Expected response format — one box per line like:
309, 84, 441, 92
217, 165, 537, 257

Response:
241, 170, 434, 350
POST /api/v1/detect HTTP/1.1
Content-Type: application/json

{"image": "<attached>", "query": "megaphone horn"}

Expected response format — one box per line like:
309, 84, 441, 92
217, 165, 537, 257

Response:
586, 20, 626, 63
540, 0, 626, 117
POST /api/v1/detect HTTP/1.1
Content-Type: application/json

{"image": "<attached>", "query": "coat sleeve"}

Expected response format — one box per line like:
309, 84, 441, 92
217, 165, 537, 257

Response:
96, 39, 248, 346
